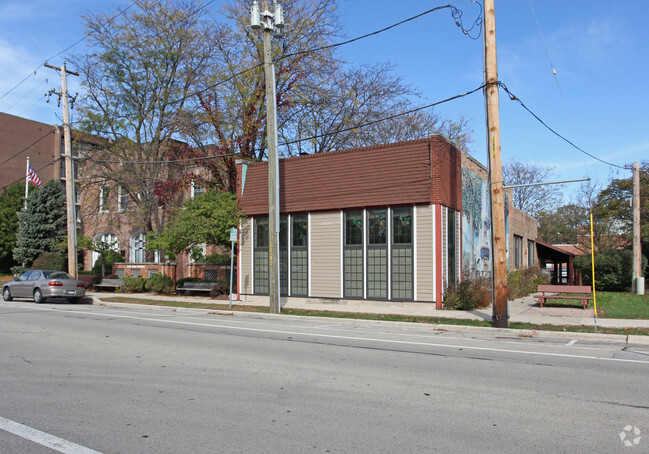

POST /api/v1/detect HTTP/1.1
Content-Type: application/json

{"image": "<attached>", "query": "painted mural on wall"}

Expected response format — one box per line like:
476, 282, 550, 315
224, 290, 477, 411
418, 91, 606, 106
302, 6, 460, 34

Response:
461, 166, 509, 277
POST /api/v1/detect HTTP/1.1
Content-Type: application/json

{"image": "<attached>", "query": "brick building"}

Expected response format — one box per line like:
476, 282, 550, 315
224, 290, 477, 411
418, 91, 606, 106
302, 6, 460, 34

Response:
236, 136, 538, 308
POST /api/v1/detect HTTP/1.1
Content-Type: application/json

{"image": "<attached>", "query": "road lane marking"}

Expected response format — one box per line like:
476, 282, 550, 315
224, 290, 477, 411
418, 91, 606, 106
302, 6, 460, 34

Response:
21, 306, 649, 365
566, 340, 578, 346
0, 416, 102, 454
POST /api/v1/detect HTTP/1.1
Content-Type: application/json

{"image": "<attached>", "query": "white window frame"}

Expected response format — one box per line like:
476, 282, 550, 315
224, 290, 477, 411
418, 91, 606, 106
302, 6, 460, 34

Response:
99, 184, 110, 213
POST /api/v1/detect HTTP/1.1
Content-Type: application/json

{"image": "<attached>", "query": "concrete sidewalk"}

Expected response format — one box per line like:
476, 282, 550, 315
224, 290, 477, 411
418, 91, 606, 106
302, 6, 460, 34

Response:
87, 291, 649, 330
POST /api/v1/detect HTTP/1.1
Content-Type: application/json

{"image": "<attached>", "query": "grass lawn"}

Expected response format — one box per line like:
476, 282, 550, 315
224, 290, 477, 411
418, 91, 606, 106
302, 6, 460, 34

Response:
541, 291, 649, 319
595, 291, 649, 319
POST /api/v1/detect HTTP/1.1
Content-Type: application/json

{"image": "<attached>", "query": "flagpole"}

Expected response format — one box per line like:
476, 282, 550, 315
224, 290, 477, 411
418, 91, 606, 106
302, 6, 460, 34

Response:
25, 157, 29, 209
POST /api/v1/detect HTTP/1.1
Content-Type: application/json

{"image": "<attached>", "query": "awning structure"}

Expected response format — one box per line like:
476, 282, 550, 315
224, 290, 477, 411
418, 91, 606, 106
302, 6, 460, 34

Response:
536, 241, 582, 286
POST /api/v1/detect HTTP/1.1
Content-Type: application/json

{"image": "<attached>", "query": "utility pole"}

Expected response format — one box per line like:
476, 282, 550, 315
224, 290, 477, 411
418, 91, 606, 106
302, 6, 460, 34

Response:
45, 62, 79, 279
251, 0, 284, 313
483, 0, 508, 327
632, 162, 644, 294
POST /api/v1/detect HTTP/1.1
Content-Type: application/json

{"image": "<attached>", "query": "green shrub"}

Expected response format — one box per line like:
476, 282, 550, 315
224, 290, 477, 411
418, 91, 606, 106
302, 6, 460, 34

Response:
575, 249, 647, 292
443, 276, 491, 310
507, 267, 549, 299
32, 252, 67, 271
122, 275, 147, 292
210, 281, 229, 297
174, 277, 207, 290
144, 273, 174, 294
10, 265, 29, 276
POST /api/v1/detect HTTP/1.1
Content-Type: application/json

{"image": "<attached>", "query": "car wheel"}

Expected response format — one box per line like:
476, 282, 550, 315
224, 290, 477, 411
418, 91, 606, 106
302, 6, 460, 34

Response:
33, 289, 44, 304
2, 287, 12, 301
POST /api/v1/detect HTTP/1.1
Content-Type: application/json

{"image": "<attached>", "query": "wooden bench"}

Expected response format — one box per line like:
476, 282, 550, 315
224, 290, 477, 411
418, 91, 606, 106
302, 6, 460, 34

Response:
176, 282, 217, 295
533, 285, 593, 309
94, 278, 124, 291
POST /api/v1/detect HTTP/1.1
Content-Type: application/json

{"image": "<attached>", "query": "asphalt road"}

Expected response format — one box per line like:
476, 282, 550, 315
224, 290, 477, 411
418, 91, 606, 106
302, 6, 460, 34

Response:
1, 300, 648, 453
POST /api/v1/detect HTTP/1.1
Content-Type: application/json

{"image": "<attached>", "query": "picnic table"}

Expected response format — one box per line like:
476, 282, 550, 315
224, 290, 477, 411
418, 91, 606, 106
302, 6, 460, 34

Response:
533, 284, 593, 309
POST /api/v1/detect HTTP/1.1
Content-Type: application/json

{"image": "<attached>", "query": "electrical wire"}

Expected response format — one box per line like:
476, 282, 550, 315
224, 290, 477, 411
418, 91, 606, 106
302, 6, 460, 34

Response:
0, 129, 55, 168
171, 2, 480, 106
497, 81, 627, 171
0, 158, 61, 192
89, 83, 488, 165
0, 1, 138, 104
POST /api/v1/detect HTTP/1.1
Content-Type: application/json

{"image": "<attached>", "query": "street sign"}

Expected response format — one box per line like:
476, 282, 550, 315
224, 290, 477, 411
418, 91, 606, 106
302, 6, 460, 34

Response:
230, 227, 238, 242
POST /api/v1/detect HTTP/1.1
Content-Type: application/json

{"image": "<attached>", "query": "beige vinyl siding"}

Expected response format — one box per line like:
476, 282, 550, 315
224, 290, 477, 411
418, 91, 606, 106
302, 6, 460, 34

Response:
416, 205, 434, 302
239, 219, 253, 294
310, 211, 342, 297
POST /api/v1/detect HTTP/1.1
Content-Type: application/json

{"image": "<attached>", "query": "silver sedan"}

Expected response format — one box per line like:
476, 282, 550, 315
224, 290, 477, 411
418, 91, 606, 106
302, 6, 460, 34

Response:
2, 270, 86, 303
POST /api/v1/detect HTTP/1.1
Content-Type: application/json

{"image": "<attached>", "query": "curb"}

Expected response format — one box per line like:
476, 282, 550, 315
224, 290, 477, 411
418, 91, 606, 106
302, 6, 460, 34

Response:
90, 297, 649, 346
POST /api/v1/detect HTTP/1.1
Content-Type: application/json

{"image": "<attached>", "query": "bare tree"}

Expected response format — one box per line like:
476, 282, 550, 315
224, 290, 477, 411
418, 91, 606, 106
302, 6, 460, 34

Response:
502, 158, 563, 218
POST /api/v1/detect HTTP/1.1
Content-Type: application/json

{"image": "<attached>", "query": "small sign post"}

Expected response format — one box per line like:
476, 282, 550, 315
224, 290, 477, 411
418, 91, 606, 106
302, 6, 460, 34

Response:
229, 227, 238, 308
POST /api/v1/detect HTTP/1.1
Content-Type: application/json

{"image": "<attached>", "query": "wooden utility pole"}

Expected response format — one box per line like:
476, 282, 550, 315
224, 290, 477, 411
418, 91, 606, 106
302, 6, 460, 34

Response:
483, 0, 508, 327
632, 162, 644, 294
46, 62, 79, 279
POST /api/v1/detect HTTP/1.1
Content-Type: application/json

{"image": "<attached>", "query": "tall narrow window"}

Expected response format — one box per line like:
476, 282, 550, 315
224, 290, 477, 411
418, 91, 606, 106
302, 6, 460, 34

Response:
514, 235, 523, 268
392, 207, 413, 300
291, 215, 308, 296
279, 216, 288, 296
118, 186, 129, 211
344, 211, 363, 298
447, 209, 457, 291
99, 185, 110, 212
527, 240, 535, 267
254, 217, 269, 294
367, 209, 388, 299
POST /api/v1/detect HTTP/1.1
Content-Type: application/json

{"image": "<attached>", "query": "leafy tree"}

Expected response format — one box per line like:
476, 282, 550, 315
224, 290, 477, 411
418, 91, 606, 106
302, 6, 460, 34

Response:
181, 0, 475, 191
502, 158, 563, 218
13, 180, 67, 267
536, 204, 590, 246
0, 183, 26, 272
593, 162, 648, 249
147, 190, 242, 256
74, 0, 218, 233
78, 234, 125, 277
74, 0, 474, 200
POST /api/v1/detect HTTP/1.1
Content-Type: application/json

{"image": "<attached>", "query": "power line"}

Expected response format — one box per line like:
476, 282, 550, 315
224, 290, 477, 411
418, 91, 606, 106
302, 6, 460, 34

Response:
0, 129, 55, 168
171, 2, 479, 106
498, 81, 627, 171
87, 83, 488, 165
0, 1, 138, 104
0, 158, 61, 192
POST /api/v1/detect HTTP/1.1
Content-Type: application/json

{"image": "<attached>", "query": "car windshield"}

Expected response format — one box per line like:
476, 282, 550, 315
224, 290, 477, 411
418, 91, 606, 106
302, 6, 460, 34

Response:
43, 271, 73, 280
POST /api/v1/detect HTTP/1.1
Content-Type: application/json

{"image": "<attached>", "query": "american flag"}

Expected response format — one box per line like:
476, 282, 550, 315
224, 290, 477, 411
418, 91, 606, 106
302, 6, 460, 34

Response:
28, 165, 42, 187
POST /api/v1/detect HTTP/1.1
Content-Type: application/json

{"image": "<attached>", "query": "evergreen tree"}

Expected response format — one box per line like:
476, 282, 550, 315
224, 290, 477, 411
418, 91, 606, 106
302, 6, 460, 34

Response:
0, 183, 26, 272
13, 180, 67, 267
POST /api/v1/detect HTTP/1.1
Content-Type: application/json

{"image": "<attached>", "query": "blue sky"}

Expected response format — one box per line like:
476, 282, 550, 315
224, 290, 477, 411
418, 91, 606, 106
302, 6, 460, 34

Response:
1, 0, 647, 199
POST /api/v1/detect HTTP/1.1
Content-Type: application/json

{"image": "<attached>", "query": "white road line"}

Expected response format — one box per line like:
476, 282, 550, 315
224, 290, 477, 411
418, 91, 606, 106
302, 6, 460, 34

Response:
0, 416, 102, 454
566, 339, 578, 346
22, 306, 649, 364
